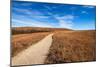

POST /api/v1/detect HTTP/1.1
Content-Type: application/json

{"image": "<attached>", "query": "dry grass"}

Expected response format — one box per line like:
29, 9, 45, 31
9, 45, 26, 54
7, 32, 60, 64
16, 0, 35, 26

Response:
11, 27, 71, 57
11, 27, 96, 64
45, 30, 96, 64
12, 27, 71, 35
12, 32, 50, 57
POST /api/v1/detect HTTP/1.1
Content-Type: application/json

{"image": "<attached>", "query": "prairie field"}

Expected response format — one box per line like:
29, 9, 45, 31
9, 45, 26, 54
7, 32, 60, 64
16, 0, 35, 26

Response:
11, 27, 71, 57
12, 27, 71, 35
11, 27, 96, 64
45, 30, 96, 63
12, 32, 50, 57
11, 1, 96, 65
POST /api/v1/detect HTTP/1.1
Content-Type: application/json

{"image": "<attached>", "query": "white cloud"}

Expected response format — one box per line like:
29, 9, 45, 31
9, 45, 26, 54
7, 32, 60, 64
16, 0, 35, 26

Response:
26, 10, 44, 16
82, 5, 95, 8
58, 20, 73, 28
25, 10, 49, 19
55, 15, 74, 28
81, 11, 88, 14
12, 12, 74, 29
12, 19, 33, 25
13, 7, 41, 15
12, 18, 53, 27
13, 7, 49, 19
46, 9, 75, 28
12, 7, 52, 27
56, 15, 74, 20
13, 4, 75, 29
13, 7, 31, 13
44, 5, 52, 11
44, 5, 58, 10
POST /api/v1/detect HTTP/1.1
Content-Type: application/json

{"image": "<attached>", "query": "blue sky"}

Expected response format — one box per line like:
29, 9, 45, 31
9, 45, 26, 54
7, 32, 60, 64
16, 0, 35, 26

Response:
12, 1, 96, 30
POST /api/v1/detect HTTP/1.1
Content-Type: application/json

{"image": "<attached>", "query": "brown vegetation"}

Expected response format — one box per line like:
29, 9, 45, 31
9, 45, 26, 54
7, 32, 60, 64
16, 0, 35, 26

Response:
12, 32, 50, 57
11, 27, 71, 58
45, 30, 96, 64
11, 27, 96, 64
12, 27, 71, 35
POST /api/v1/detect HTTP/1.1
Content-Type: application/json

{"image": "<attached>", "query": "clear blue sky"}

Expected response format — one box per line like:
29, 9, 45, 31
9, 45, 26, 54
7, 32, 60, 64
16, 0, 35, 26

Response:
12, 1, 96, 30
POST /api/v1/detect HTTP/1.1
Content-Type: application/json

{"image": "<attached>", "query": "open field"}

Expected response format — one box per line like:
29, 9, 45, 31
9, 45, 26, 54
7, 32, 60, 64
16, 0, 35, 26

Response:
11, 27, 96, 65
45, 30, 96, 64
12, 27, 71, 35
12, 34, 53, 66
11, 27, 71, 57
12, 32, 50, 57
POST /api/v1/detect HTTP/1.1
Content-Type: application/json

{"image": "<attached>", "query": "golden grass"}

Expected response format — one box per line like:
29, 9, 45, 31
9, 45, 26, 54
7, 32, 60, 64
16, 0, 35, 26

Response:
11, 27, 96, 64
12, 27, 71, 35
12, 32, 50, 57
45, 30, 96, 64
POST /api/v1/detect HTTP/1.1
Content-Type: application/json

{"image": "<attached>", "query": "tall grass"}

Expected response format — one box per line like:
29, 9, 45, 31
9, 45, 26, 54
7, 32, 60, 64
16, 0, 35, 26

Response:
12, 32, 50, 57
45, 30, 96, 64
12, 27, 71, 35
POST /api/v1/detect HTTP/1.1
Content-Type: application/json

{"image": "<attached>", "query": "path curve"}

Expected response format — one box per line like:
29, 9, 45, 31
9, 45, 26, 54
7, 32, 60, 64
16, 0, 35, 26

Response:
12, 33, 53, 66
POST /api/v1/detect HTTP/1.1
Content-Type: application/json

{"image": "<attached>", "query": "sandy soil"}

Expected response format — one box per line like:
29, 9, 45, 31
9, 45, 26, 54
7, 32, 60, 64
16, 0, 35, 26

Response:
12, 34, 53, 66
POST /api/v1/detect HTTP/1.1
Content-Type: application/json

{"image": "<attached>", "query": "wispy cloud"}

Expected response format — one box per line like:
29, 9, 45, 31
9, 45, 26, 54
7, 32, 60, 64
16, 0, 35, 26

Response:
81, 11, 88, 14
12, 2, 75, 29
43, 5, 75, 28
13, 6, 49, 19
13, 7, 30, 13
44, 5, 52, 11
59, 20, 73, 28
12, 18, 53, 27
55, 15, 74, 28
56, 15, 74, 20
82, 5, 95, 8
12, 6, 54, 28
12, 1, 95, 30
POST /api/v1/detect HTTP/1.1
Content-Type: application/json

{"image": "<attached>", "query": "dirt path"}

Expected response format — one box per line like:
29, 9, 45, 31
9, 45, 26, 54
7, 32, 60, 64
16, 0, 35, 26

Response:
12, 33, 54, 66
